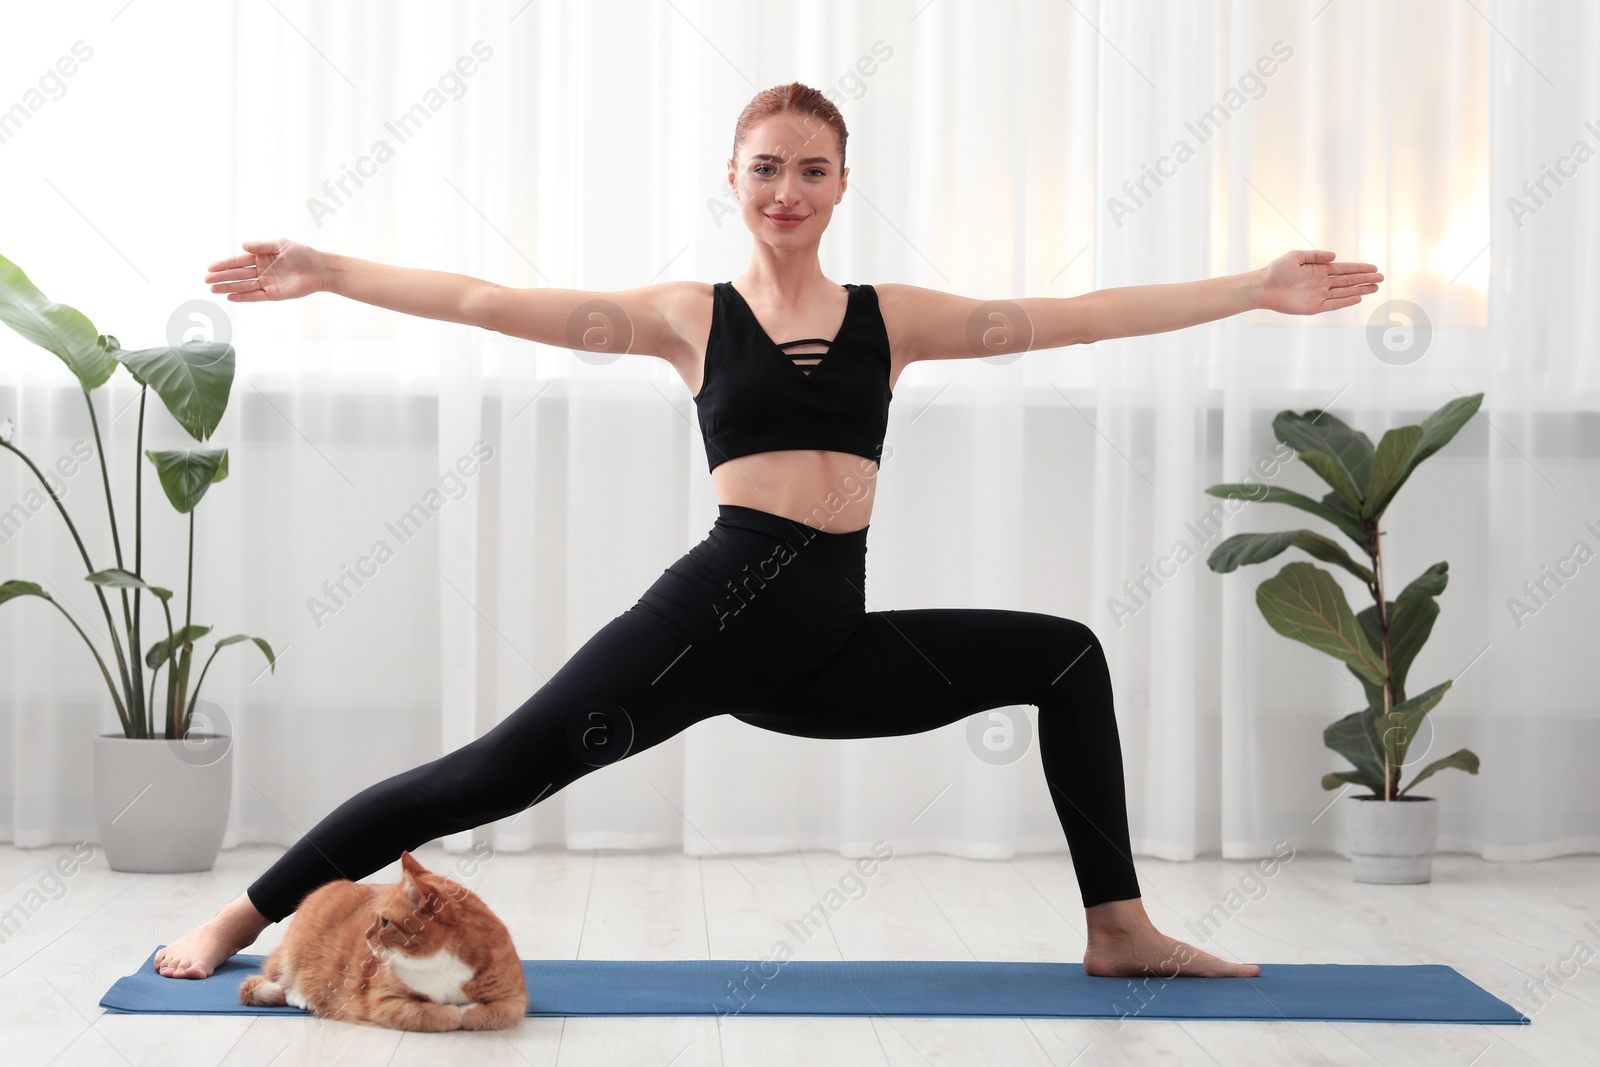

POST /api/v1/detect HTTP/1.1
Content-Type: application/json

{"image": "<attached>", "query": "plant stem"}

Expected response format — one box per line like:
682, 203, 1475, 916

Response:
158, 597, 177, 738
83, 391, 141, 735
84, 392, 135, 644
131, 389, 147, 737
174, 646, 194, 737
185, 507, 193, 632
1370, 522, 1394, 801
174, 508, 196, 736
1, 434, 136, 734
187, 644, 222, 724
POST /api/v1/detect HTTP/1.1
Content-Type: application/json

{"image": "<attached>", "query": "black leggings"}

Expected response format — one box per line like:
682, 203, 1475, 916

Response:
246, 504, 1141, 920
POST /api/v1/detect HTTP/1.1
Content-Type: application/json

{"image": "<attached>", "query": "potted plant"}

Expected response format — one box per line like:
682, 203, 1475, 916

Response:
0, 252, 275, 872
1203, 392, 1484, 883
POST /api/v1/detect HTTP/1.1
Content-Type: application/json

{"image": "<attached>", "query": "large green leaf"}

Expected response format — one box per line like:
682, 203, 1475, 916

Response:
1322, 490, 1363, 525
1324, 709, 1388, 790
146, 624, 214, 670
214, 633, 277, 672
0, 252, 118, 391
1385, 563, 1448, 702
1208, 530, 1375, 583
1409, 393, 1482, 469
1323, 682, 1449, 795
86, 567, 174, 600
1375, 393, 1483, 509
0, 579, 51, 606
1362, 425, 1424, 519
116, 343, 235, 443
144, 448, 228, 513
1291, 532, 1377, 584
1298, 450, 1365, 512
1321, 768, 1385, 793
1255, 562, 1387, 686
1396, 561, 1449, 602
1400, 748, 1480, 796
1354, 594, 1439, 706
1272, 408, 1375, 499
1203, 484, 1367, 545
1207, 531, 1295, 572
1378, 679, 1453, 771
1345, 562, 1449, 709
1348, 662, 1385, 715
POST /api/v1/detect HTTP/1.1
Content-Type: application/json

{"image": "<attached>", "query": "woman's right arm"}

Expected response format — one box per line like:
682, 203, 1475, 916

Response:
323, 251, 498, 328
474, 281, 701, 361
206, 238, 696, 360
206, 238, 496, 328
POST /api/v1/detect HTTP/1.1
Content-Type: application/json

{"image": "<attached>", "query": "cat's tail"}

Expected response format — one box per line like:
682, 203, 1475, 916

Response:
238, 973, 289, 1006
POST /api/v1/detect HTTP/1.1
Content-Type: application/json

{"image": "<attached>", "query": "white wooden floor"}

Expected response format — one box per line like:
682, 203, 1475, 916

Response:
1, 842, 1595, 1065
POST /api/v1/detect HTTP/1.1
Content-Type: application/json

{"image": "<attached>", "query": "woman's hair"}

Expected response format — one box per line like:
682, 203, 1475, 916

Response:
731, 81, 848, 174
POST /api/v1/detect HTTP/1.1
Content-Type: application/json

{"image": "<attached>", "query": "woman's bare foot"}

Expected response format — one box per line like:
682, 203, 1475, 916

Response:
153, 891, 271, 979
1082, 897, 1260, 978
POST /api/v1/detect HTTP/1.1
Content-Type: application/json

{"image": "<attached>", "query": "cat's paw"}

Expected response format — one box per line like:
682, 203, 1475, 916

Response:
417, 1002, 465, 1032
460, 999, 525, 1030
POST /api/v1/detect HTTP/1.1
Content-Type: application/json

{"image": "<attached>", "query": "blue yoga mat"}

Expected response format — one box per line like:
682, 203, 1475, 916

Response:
99, 946, 1528, 1023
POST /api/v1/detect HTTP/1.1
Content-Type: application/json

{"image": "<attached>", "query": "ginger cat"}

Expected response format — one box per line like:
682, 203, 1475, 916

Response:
238, 850, 525, 1031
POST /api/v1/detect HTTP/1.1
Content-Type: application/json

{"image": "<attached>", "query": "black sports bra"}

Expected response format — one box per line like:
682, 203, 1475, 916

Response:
692, 281, 893, 474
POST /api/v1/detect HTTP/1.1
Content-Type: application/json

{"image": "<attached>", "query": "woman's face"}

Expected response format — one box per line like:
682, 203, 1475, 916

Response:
728, 112, 847, 245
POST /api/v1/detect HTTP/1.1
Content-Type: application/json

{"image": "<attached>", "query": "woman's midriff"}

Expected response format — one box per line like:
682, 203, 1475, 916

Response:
634, 501, 869, 682
710, 449, 881, 533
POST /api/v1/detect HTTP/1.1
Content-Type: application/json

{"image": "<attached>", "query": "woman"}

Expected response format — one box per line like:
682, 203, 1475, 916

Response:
157, 82, 1380, 983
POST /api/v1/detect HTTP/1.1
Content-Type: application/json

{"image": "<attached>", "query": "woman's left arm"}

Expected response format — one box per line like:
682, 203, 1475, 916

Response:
876, 250, 1383, 366
1069, 249, 1383, 345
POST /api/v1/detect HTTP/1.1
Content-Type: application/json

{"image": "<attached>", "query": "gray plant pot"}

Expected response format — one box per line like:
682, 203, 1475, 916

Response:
92, 731, 233, 873
1345, 794, 1439, 883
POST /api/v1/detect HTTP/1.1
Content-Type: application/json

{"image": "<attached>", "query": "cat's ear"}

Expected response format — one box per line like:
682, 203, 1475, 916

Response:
401, 869, 444, 914
401, 870, 424, 908
399, 850, 427, 877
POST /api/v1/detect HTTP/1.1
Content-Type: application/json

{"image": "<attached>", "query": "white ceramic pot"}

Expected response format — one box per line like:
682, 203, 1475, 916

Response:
92, 731, 233, 873
1346, 794, 1439, 883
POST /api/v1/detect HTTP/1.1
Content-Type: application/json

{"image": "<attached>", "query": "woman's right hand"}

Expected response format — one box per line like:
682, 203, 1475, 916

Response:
204, 239, 327, 302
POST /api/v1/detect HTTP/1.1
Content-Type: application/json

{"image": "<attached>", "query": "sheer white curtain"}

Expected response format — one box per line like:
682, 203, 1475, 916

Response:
2, 0, 1595, 871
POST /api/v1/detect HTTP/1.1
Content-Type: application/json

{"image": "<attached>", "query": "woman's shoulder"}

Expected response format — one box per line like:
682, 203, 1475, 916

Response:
868, 283, 997, 364
869, 281, 958, 321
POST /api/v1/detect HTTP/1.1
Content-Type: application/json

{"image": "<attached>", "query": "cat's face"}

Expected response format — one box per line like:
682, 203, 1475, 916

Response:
363, 851, 480, 966
364, 862, 459, 957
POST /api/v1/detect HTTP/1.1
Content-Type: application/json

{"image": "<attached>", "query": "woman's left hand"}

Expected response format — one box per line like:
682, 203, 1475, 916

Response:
1257, 249, 1384, 315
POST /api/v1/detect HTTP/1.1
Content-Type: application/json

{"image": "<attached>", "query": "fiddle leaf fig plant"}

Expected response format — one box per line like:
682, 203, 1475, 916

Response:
0, 251, 275, 740
1204, 393, 1484, 800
